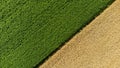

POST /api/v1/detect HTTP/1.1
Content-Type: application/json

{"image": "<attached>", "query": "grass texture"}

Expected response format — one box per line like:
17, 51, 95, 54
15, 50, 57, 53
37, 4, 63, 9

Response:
0, 0, 114, 68
40, 1, 120, 67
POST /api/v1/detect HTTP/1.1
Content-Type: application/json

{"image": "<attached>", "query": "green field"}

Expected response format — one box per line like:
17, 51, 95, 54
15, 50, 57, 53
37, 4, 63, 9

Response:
0, 0, 114, 68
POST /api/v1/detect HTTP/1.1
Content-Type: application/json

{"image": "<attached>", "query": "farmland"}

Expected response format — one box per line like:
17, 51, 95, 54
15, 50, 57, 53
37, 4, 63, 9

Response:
41, 1, 120, 68
0, 0, 114, 68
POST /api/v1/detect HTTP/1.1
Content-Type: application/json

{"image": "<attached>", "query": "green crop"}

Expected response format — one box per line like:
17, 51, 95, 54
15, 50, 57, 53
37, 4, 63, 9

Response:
0, 0, 114, 68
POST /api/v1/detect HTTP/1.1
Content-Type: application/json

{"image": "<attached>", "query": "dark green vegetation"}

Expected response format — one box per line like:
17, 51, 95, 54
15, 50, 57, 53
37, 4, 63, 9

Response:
0, 0, 114, 68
